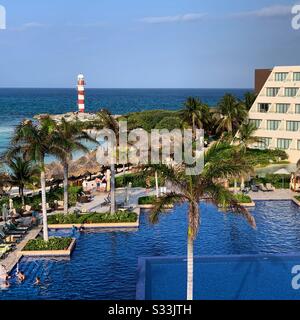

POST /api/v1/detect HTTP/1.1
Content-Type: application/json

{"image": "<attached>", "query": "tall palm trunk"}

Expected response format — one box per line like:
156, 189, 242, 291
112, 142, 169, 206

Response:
155, 171, 159, 198
63, 161, 69, 214
187, 234, 194, 300
234, 178, 238, 194
19, 185, 25, 206
40, 160, 49, 241
110, 164, 116, 215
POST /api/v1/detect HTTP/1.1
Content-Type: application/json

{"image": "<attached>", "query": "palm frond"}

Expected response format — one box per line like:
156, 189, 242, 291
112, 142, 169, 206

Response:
150, 192, 186, 224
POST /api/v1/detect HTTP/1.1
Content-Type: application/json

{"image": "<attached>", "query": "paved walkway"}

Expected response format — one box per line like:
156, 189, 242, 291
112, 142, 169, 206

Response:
1, 226, 42, 273
249, 189, 297, 201
69, 187, 155, 213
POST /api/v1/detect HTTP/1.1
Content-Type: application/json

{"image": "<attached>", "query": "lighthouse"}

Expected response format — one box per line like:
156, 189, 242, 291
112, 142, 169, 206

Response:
77, 74, 85, 113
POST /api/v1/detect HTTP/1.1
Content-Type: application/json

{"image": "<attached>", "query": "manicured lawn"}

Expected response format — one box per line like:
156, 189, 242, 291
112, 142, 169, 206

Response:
48, 211, 138, 225
23, 237, 73, 251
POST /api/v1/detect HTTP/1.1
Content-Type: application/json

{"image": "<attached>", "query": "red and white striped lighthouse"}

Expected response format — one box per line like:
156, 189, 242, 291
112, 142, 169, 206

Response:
77, 74, 85, 113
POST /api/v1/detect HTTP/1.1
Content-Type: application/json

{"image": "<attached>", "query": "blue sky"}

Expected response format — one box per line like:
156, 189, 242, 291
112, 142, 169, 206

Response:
0, 0, 299, 88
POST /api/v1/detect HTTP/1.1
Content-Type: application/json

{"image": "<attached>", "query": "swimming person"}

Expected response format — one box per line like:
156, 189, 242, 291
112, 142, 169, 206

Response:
72, 225, 78, 235
34, 276, 41, 285
79, 226, 85, 233
17, 271, 26, 282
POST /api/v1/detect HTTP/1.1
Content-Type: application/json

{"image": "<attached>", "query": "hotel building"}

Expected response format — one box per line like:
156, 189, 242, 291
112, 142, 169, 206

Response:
249, 66, 300, 163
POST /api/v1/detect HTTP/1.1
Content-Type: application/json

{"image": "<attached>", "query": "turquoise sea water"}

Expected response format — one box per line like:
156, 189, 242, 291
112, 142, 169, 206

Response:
0, 88, 250, 155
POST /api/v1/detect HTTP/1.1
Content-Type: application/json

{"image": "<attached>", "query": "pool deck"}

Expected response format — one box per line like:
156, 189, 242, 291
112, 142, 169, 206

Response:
68, 187, 155, 213
248, 189, 297, 201
1, 226, 42, 273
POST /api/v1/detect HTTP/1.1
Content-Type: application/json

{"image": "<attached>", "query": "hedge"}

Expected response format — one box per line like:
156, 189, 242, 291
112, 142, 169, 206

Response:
234, 194, 252, 204
23, 237, 73, 251
138, 195, 157, 205
48, 211, 138, 225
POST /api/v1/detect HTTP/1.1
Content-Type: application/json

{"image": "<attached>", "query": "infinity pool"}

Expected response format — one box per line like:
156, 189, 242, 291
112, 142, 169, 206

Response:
1, 200, 300, 300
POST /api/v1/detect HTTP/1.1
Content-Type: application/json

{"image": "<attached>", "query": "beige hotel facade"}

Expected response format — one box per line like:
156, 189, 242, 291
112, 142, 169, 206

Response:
249, 66, 300, 163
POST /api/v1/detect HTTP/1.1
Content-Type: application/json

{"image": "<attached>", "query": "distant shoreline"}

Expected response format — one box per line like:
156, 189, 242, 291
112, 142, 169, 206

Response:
0, 87, 254, 90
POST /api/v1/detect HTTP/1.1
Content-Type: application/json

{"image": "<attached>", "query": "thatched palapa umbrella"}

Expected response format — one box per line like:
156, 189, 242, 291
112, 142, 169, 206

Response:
46, 151, 103, 182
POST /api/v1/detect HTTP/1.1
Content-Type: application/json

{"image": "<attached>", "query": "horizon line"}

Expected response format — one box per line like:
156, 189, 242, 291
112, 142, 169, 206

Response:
0, 87, 253, 90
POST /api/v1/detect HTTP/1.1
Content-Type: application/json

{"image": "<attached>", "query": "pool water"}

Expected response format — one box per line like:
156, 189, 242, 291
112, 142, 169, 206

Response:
1, 200, 300, 300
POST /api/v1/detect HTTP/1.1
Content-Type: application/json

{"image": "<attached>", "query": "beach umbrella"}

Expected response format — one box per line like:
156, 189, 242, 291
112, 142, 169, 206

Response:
274, 168, 291, 189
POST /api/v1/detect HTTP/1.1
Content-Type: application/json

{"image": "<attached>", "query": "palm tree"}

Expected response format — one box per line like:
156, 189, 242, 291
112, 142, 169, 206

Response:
52, 119, 98, 214
9, 117, 58, 241
243, 92, 257, 111
5, 156, 39, 206
89, 109, 121, 215
179, 97, 211, 134
148, 142, 256, 300
214, 94, 247, 138
234, 121, 262, 151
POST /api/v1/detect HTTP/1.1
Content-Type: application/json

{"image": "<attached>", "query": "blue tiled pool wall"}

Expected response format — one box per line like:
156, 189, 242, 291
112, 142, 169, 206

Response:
137, 255, 300, 300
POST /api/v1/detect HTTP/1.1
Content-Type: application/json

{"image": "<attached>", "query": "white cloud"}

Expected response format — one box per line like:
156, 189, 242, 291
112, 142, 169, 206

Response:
10, 22, 47, 31
140, 13, 206, 24
234, 5, 292, 18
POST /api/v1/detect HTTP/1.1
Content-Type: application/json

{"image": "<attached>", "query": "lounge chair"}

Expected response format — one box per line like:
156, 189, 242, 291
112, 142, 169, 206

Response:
39, 203, 52, 213
6, 221, 30, 232
3, 224, 27, 235
54, 200, 64, 211
101, 195, 111, 207
251, 185, 259, 192
266, 183, 275, 192
22, 205, 33, 217
0, 228, 22, 242
258, 184, 268, 192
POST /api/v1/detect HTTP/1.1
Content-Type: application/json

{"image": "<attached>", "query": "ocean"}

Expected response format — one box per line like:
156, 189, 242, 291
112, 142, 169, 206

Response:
0, 88, 250, 155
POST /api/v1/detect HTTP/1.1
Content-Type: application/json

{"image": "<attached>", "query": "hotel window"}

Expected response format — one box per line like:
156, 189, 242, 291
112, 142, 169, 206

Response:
275, 72, 288, 81
276, 104, 290, 113
249, 119, 262, 129
286, 121, 300, 132
298, 140, 300, 150
266, 88, 279, 97
294, 72, 300, 81
257, 137, 272, 149
277, 139, 292, 150
296, 104, 300, 114
258, 103, 270, 113
285, 88, 298, 97
267, 120, 281, 131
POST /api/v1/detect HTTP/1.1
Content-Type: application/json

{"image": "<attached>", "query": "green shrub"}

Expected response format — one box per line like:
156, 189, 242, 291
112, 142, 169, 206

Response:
295, 196, 300, 202
155, 116, 183, 131
138, 196, 157, 205
23, 237, 73, 251
47, 211, 138, 224
116, 173, 164, 188
246, 149, 288, 167
234, 194, 252, 204
123, 110, 180, 132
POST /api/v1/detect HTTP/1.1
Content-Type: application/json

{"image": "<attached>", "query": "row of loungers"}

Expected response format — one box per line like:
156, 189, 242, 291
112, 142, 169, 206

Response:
251, 183, 276, 192
0, 221, 31, 259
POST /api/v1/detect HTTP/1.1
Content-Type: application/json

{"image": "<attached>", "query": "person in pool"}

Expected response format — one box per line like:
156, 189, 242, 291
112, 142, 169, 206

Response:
34, 276, 41, 285
17, 271, 26, 282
